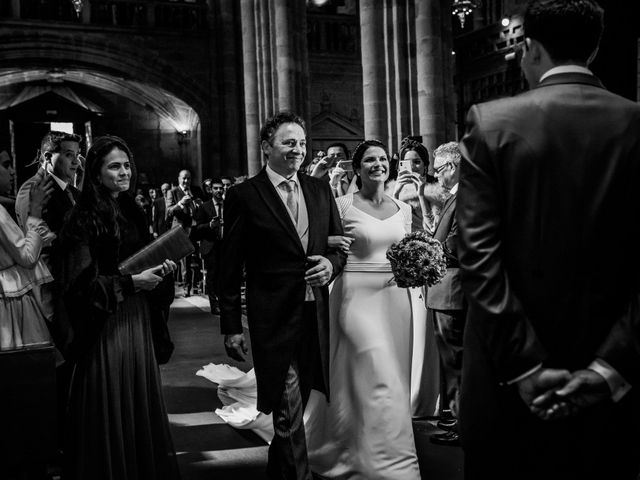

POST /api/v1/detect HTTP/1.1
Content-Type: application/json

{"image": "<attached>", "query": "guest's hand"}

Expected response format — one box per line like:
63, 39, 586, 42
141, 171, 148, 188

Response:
532, 369, 611, 421
517, 367, 571, 416
28, 173, 55, 219
329, 166, 347, 188
305, 255, 333, 287
393, 171, 421, 198
328, 235, 354, 254
158, 259, 177, 276
311, 159, 330, 178
132, 265, 164, 291
224, 333, 248, 362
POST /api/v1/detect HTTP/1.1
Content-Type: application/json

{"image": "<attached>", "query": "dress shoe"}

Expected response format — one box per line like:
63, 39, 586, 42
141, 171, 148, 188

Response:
184, 289, 191, 297
430, 430, 460, 447
436, 418, 457, 431
211, 304, 221, 315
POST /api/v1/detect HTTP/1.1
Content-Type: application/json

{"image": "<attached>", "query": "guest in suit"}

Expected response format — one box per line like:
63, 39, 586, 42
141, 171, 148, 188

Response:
166, 169, 203, 296
457, 1, 640, 478
219, 111, 347, 480
221, 176, 235, 197
426, 141, 465, 446
149, 187, 168, 238
16, 131, 82, 237
191, 178, 224, 314
14, 131, 82, 462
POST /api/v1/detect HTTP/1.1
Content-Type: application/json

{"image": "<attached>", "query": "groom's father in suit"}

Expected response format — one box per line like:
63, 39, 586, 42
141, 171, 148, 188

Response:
457, 1, 640, 479
426, 141, 465, 447
219, 111, 346, 480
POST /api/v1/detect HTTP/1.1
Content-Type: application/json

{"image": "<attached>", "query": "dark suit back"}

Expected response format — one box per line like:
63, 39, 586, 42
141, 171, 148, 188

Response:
219, 169, 346, 413
458, 73, 640, 476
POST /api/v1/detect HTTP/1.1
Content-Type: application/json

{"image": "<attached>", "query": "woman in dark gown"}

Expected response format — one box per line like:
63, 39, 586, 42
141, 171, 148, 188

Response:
60, 135, 180, 480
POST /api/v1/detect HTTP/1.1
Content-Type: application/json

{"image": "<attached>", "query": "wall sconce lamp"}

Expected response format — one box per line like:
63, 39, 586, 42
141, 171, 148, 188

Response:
176, 130, 190, 146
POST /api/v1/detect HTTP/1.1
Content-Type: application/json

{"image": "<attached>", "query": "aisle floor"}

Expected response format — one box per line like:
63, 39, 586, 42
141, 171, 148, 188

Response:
161, 294, 464, 480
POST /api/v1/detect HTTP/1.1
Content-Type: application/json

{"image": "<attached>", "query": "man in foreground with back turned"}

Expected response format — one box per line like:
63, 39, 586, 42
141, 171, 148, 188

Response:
457, 1, 640, 479
218, 111, 346, 480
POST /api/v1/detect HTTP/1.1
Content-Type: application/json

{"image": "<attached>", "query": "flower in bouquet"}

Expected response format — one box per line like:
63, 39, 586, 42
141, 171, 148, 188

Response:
386, 231, 447, 288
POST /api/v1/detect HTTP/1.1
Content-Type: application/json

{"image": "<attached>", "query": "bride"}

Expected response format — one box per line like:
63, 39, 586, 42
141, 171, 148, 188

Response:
305, 139, 421, 479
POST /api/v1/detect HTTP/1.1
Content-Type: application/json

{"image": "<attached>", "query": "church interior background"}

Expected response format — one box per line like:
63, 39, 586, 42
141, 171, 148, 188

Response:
0, 0, 638, 190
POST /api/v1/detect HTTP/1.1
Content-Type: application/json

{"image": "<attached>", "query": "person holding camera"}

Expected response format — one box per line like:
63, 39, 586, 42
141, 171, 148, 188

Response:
191, 178, 224, 314
166, 169, 204, 296
309, 143, 356, 197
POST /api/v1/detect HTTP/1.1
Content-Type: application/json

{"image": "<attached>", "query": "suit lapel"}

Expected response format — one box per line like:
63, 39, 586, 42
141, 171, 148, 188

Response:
435, 192, 456, 235
252, 169, 304, 251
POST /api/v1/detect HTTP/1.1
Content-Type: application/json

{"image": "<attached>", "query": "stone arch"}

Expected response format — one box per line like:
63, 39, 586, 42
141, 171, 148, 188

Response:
0, 30, 211, 128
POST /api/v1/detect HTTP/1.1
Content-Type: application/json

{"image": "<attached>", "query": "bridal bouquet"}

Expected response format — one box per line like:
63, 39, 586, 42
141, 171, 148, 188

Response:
386, 231, 447, 288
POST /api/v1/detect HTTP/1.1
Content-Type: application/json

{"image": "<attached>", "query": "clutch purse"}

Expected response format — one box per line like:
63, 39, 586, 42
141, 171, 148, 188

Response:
118, 225, 195, 275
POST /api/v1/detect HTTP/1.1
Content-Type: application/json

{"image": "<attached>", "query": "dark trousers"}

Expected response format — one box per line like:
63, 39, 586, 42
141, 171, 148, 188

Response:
429, 308, 465, 416
203, 252, 219, 311
181, 252, 202, 293
267, 302, 320, 480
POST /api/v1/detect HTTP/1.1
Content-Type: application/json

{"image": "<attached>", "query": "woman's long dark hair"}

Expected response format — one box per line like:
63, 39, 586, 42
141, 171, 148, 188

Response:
73, 135, 138, 239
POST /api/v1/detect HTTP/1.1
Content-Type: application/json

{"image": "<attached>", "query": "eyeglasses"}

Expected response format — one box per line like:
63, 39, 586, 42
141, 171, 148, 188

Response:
434, 163, 452, 175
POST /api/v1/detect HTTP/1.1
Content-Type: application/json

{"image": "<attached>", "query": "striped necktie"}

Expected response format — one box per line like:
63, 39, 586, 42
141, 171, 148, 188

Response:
279, 180, 298, 223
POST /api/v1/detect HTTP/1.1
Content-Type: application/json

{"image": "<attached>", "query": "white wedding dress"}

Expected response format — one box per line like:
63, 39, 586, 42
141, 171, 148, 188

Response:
198, 193, 439, 478
305, 194, 422, 479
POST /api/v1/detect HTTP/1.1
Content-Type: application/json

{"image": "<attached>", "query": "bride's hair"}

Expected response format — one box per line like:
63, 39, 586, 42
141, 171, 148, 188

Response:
351, 140, 389, 189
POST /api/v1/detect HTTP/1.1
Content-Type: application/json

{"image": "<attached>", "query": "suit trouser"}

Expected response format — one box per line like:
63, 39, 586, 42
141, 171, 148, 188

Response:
203, 252, 219, 311
428, 308, 465, 416
267, 302, 320, 480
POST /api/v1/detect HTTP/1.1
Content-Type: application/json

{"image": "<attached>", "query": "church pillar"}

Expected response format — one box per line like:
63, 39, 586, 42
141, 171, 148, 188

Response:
359, 0, 455, 159
416, 0, 456, 158
359, 0, 389, 145
240, 0, 310, 176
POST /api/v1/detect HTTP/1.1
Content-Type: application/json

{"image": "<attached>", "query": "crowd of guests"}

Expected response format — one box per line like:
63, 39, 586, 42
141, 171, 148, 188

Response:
1, 2, 639, 480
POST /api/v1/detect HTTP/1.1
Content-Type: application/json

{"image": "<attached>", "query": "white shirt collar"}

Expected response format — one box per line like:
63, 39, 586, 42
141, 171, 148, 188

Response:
48, 170, 69, 191
266, 164, 299, 188
539, 65, 593, 83
450, 183, 458, 195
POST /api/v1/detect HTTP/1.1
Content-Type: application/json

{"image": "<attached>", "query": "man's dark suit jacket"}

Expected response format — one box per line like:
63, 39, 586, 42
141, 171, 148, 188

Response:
219, 168, 346, 414
151, 197, 167, 236
458, 72, 640, 477
426, 192, 464, 310
191, 199, 221, 257
166, 185, 204, 229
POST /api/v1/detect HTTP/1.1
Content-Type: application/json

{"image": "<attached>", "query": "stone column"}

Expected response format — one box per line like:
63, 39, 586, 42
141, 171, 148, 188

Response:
240, 0, 310, 176
10, 0, 20, 18
216, 0, 245, 177
416, 0, 456, 156
359, 0, 389, 145
359, 0, 456, 158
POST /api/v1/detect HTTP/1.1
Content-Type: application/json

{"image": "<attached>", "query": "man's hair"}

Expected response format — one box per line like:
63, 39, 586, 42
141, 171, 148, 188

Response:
433, 141, 462, 166
221, 175, 235, 184
259, 111, 306, 145
524, 0, 604, 63
211, 177, 223, 185
327, 142, 350, 159
40, 131, 81, 156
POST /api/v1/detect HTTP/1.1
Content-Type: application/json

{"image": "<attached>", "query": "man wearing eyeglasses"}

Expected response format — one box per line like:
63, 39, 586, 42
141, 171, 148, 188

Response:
426, 141, 466, 447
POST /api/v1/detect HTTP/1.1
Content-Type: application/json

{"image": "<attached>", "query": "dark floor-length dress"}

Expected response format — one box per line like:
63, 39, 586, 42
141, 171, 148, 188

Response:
61, 196, 180, 480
